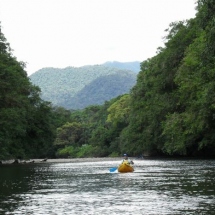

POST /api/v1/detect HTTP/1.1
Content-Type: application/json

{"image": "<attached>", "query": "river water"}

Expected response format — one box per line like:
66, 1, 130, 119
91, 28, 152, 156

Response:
0, 159, 214, 215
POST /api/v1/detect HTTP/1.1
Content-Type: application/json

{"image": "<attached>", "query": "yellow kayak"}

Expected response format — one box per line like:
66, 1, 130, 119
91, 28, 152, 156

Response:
118, 161, 134, 173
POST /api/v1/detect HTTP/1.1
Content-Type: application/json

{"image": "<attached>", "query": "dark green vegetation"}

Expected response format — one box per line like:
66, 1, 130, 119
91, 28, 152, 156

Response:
127, 0, 215, 157
0, 25, 59, 160
1, 0, 215, 160
29, 65, 137, 109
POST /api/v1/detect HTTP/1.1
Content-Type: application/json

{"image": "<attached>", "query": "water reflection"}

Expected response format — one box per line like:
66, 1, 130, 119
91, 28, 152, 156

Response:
0, 159, 215, 214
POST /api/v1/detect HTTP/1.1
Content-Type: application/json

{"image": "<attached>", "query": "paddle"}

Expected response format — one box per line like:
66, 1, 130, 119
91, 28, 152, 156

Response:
109, 167, 117, 172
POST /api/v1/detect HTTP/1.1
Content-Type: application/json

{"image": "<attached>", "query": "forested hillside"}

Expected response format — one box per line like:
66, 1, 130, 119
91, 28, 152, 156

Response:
29, 66, 137, 109
63, 71, 136, 109
102, 61, 140, 73
126, 0, 215, 156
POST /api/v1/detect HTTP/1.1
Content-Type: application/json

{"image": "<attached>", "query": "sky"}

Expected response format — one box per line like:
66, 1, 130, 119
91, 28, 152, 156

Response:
0, 0, 197, 76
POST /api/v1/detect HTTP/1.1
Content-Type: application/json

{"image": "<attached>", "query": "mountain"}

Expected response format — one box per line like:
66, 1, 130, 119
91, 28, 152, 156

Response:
29, 64, 138, 109
102, 61, 141, 73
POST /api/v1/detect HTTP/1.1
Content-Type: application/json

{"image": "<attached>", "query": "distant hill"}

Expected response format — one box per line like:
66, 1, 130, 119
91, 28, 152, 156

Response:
29, 64, 138, 109
102, 61, 141, 73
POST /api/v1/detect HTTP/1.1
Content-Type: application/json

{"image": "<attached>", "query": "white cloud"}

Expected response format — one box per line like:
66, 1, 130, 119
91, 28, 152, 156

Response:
0, 0, 196, 75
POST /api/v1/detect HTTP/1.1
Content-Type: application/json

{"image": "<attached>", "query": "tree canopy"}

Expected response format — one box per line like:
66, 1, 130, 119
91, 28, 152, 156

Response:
126, 0, 215, 156
0, 23, 56, 159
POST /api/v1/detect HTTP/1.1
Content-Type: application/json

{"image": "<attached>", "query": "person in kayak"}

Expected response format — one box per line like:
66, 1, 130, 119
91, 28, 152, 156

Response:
122, 154, 134, 165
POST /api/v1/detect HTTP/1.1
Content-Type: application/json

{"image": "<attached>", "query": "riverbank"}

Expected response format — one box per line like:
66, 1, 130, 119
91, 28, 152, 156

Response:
0, 157, 124, 165
38, 157, 123, 163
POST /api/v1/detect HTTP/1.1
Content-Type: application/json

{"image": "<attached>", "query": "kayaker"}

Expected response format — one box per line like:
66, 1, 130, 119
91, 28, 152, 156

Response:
122, 154, 134, 165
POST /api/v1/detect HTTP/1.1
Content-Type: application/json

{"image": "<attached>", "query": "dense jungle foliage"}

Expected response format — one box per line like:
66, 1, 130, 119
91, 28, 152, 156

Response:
1, 0, 215, 160
0, 25, 58, 160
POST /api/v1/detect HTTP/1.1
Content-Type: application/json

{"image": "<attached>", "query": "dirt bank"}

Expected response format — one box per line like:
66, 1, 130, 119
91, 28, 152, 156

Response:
0, 157, 123, 164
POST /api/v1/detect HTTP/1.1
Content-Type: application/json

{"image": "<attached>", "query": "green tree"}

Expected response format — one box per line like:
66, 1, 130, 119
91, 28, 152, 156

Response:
127, 18, 199, 156
54, 122, 84, 147
107, 94, 130, 125
162, 0, 215, 155
0, 23, 56, 159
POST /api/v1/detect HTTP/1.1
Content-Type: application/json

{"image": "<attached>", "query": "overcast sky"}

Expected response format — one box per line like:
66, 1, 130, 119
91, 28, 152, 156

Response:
0, 0, 197, 75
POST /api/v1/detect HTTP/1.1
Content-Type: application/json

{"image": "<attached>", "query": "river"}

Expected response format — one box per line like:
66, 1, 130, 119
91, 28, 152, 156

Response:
0, 159, 214, 215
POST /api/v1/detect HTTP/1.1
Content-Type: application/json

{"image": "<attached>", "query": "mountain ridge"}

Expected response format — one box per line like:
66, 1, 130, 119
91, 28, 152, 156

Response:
29, 62, 139, 109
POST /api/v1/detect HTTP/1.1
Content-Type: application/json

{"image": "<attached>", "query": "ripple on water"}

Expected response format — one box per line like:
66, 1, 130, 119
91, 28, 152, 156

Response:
1, 159, 215, 214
